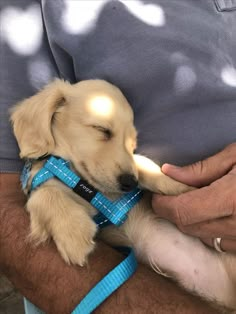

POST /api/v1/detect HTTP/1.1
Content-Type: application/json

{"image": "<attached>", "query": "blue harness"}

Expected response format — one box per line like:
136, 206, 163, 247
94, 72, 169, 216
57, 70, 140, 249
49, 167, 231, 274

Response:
22, 155, 143, 313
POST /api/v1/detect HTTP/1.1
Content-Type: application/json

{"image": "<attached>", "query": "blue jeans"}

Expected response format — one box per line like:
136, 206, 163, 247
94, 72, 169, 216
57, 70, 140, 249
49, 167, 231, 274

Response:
24, 298, 44, 314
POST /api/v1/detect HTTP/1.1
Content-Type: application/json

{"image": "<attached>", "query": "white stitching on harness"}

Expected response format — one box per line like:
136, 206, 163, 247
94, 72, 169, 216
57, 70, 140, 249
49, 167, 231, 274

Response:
33, 170, 50, 183
95, 190, 141, 225
94, 196, 124, 224
97, 219, 109, 226
47, 160, 77, 185
117, 190, 141, 212
33, 161, 69, 184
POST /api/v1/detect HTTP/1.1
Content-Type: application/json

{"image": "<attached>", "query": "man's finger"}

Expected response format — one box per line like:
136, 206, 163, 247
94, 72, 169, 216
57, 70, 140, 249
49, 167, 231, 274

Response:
152, 183, 234, 226
201, 237, 236, 253
182, 216, 236, 239
161, 143, 236, 187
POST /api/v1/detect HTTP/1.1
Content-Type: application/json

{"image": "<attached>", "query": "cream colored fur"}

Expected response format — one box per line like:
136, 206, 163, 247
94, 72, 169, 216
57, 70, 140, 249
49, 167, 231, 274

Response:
11, 80, 236, 310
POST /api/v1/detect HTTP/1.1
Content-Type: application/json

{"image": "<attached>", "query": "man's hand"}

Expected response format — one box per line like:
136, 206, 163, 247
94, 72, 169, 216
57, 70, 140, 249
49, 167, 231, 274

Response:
152, 143, 236, 253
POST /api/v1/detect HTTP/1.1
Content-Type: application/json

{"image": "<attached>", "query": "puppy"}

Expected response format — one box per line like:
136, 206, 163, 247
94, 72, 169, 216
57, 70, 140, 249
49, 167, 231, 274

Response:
11, 80, 236, 309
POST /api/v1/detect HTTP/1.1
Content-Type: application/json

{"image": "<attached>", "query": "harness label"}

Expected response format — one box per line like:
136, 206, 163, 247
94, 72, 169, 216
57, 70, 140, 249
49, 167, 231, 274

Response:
73, 179, 97, 202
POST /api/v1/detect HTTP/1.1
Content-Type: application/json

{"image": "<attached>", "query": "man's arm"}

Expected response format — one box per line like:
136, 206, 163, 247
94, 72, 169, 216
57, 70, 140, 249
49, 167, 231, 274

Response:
0, 174, 219, 314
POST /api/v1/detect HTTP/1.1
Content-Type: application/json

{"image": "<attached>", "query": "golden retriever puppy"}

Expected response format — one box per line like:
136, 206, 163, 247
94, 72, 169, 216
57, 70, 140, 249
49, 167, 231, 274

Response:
11, 80, 236, 309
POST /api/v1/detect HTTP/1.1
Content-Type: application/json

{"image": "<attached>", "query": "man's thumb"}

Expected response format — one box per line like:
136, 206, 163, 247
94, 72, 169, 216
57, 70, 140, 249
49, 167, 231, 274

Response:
161, 144, 236, 187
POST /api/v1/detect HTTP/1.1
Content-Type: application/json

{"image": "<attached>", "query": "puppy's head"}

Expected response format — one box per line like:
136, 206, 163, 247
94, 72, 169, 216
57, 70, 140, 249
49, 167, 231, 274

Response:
11, 79, 138, 193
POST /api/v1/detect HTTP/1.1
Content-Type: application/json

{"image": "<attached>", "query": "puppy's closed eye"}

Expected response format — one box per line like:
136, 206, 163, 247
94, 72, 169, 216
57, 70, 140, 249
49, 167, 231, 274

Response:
92, 125, 113, 140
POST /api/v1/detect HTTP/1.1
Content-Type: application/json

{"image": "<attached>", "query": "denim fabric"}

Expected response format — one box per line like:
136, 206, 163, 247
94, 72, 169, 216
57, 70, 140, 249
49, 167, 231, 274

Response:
24, 298, 44, 314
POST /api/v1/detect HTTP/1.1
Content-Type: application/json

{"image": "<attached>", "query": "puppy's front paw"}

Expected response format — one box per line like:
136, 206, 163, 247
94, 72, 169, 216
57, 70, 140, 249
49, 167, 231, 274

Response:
151, 174, 195, 196
53, 214, 97, 266
163, 180, 195, 195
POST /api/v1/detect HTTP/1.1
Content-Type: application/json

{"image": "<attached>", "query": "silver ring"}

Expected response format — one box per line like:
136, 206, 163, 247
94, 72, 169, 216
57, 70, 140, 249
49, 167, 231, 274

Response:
213, 237, 225, 253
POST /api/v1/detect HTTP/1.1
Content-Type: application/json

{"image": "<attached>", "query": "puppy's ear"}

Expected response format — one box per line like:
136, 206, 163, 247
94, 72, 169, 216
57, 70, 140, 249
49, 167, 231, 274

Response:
10, 79, 70, 159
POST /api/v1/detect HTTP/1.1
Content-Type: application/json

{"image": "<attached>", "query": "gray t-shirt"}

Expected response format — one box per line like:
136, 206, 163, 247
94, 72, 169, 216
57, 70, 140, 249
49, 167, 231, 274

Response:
1, 0, 236, 172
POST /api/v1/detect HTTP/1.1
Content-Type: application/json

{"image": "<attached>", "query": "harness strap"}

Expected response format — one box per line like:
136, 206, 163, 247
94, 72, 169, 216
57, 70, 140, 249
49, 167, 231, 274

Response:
30, 156, 143, 227
31, 157, 77, 189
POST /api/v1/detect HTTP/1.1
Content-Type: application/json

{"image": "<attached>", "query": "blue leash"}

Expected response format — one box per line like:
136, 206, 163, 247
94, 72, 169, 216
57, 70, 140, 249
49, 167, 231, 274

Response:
22, 156, 142, 313
72, 248, 137, 314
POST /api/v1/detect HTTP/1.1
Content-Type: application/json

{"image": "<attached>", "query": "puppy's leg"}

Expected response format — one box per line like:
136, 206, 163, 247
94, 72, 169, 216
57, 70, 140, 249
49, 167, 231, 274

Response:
134, 154, 194, 195
27, 186, 97, 266
117, 203, 236, 308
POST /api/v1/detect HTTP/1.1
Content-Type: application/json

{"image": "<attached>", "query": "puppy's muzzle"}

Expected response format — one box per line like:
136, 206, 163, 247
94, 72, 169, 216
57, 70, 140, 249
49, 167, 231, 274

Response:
118, 174, 138, 192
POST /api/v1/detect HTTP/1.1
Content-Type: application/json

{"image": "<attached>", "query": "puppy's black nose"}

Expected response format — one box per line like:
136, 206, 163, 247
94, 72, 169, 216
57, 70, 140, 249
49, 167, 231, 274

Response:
118, 174, 138, 192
